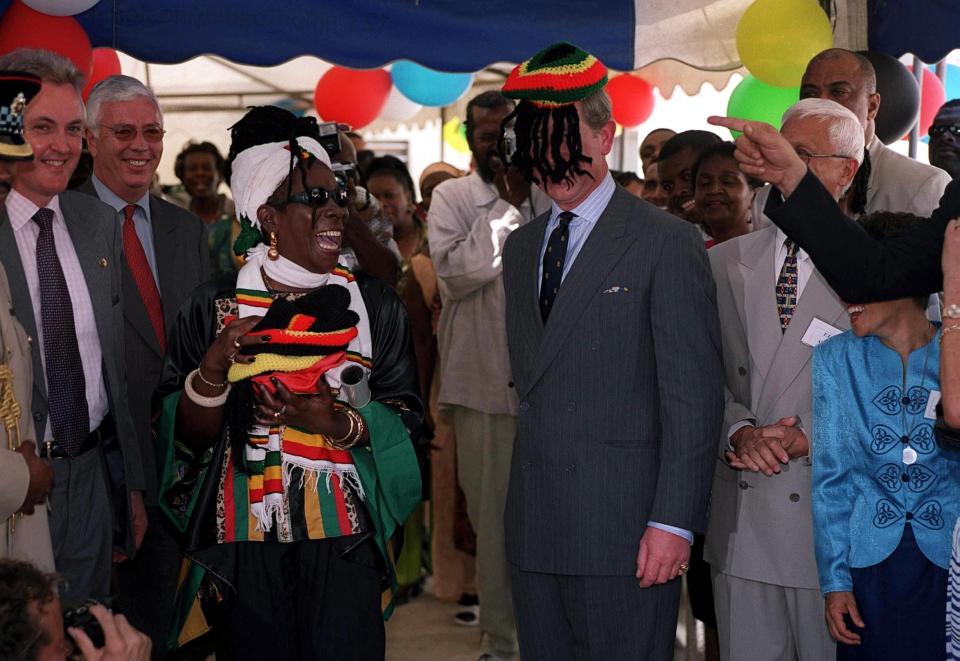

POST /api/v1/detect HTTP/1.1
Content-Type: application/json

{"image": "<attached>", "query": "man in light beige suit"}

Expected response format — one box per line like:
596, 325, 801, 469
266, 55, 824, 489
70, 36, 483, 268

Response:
705, 99, 863, 660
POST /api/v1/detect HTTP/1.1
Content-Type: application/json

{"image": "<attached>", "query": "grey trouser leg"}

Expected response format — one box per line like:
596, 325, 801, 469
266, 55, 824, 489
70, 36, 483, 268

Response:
713, 569, 835, 661
451, 405, 517, 657
49, 447, 113, 607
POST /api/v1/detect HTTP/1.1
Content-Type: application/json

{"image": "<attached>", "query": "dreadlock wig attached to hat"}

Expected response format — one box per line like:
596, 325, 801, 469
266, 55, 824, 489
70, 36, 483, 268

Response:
223, 106, 373, 532
500, 42, 608, 185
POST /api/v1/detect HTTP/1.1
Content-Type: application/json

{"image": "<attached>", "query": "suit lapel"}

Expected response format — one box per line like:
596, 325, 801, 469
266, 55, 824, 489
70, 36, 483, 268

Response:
755, 267, 847, 417
521, 189, 633, 396
738, 227, 781, 386
0, 208, 45, 404
517, 211, 548, 358
149, 196, 179, 334
61, 198, 112, 350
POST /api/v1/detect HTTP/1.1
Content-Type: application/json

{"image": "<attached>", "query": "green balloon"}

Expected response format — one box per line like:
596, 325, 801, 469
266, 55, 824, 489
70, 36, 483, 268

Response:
726, 74, 800, 138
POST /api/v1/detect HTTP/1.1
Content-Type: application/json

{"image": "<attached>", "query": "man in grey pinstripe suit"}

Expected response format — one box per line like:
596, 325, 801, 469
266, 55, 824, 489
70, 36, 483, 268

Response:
500, 43, 724, 660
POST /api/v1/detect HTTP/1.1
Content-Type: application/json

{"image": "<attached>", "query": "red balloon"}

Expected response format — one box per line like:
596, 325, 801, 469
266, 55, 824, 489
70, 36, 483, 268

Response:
606, 73, 655, 128
919, 67, 946, 137
314, 67, 391, 130
0, 0, 92, 79
82, 48, 121, 100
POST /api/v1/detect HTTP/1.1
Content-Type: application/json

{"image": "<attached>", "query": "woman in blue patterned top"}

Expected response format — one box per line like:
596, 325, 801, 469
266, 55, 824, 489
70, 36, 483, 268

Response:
813, 211, 960, 660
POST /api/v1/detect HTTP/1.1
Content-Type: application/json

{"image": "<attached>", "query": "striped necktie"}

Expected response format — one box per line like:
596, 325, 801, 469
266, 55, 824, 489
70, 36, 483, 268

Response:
540, 211, 575, 322
776, 239, 800, 332
33, 208, 89, 456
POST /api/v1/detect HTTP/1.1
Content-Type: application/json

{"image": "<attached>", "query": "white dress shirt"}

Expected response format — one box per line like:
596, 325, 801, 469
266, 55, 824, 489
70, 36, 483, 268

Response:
6, 189, 109, 439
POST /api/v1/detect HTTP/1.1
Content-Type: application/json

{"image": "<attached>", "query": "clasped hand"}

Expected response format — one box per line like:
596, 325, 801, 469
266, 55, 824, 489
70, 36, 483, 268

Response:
252, 377, 344, 437
726, 416, 809, 475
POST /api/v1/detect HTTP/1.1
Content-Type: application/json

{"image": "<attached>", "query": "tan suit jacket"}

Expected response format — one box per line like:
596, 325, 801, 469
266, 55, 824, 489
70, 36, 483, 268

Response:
704, 225, 848, 590
0, 261, 53, 571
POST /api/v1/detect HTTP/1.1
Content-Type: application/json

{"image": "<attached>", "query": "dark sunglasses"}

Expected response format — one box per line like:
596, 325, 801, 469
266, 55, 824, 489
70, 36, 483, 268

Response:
930, 124, 960, 137
279, 184, 350, 209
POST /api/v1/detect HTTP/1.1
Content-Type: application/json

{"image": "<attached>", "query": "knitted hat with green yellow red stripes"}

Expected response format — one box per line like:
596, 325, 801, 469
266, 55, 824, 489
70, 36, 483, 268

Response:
499, 42, 608, 185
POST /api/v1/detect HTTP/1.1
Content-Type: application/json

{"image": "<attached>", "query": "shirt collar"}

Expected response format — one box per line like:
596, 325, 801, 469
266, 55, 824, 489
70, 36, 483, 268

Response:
6, 188, 63, 232
91, 174, 152, 222
775, 226, 809, 262
548, 172, 616, 225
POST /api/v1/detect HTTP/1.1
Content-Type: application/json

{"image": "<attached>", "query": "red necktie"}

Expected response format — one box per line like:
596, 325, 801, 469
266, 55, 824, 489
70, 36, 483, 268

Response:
122, 204, 166, 351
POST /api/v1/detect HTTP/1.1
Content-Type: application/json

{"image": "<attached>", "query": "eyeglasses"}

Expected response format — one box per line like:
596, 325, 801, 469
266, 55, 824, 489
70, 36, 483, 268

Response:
280, 184, 350, 209
794, 148, 852, 164
930, 124, 960, 137
99, 124, 166, 143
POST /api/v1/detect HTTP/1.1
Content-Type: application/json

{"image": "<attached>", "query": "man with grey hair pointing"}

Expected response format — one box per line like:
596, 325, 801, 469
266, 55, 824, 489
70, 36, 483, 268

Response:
78, 74, 208, 652
706, 98, 863, 661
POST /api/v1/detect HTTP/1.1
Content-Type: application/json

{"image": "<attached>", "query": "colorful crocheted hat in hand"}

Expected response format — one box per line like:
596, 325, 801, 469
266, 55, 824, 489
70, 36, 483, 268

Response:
499, 42, 608, 185
501, 42, 608, 108
227, 284, 359, 391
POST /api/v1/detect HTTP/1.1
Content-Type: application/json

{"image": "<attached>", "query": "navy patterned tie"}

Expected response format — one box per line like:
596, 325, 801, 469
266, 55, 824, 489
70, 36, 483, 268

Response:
540, 211, 575, 322
33, 208, 88, 456
776, 239, 800, 332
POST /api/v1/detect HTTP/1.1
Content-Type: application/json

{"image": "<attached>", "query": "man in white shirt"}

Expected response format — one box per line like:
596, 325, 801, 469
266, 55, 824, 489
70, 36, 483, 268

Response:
706, 98, 863, 661
0, 49, 144, 606
429, 90, 549, 661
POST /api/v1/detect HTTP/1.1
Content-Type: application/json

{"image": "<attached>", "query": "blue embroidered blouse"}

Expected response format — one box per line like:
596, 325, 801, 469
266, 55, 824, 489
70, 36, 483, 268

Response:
812, 327, 960, 595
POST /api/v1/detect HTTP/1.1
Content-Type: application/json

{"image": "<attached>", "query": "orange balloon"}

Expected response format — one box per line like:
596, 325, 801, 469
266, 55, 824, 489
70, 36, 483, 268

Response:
0, 0, 92, 78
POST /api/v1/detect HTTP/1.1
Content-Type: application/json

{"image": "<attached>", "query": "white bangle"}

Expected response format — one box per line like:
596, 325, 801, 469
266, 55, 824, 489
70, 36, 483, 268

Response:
184, 368, 231, 408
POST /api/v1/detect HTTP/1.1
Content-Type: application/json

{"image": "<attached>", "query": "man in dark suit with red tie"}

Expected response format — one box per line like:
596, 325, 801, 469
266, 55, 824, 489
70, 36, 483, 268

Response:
78, 75, 208, 653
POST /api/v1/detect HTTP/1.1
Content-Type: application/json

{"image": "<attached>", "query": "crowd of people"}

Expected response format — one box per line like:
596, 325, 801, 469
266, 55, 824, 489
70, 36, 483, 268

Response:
2, 38, 960, 661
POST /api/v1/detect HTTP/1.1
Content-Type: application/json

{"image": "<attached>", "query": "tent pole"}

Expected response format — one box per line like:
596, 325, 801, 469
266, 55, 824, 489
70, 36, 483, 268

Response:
909, 56, 922, 160
440, 106, 447, 162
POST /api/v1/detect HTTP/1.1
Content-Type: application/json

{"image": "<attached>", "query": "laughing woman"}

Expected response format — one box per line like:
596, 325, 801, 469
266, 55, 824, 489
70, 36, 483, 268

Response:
154, 107, 422, 660
812, 212, 960, 661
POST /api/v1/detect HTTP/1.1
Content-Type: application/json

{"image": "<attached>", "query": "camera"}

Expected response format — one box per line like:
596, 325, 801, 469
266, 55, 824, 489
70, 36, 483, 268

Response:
63, 599, 110, 648
501, 127, 517, 165
332, 162, 358, 186
316, 121, 342, 159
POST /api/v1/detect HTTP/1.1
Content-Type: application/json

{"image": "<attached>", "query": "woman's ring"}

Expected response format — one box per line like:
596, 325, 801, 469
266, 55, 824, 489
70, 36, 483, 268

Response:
679, 563, 690, 575
227, 351, 237, 364
273, 404, 287, 419
233, 337, 242, 350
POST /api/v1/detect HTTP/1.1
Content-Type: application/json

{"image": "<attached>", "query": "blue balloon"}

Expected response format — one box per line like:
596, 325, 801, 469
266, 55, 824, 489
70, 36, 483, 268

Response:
391, 61, 474, 107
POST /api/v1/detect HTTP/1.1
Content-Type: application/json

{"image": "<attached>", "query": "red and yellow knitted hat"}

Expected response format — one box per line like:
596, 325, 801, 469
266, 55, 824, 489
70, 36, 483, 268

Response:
502, 42, 608, 108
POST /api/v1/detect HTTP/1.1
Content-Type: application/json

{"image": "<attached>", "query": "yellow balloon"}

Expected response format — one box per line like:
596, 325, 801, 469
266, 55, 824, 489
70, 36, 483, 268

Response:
736, 0, 834, 88
443, 117, 470, 154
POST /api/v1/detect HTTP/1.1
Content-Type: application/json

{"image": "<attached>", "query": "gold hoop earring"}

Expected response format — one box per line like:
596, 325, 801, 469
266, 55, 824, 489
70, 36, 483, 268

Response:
267, 232, 279, 261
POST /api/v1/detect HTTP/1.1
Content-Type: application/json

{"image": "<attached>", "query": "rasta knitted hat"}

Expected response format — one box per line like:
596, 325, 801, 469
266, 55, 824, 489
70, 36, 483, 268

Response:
501, 42, 608, 108
499, 43, 609, 185
227, 284, 360, 387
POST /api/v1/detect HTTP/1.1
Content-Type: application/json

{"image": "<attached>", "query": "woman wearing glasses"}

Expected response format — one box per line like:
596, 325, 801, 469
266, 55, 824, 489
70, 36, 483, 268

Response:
153, 107, 423, 659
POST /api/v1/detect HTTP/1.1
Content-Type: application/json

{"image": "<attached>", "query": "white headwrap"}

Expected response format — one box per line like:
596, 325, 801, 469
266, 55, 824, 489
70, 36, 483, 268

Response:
230, 136, 332, 229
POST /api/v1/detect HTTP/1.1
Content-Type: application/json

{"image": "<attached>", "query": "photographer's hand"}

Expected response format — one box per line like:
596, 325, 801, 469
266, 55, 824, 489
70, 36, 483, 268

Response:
69, 604, 151, 661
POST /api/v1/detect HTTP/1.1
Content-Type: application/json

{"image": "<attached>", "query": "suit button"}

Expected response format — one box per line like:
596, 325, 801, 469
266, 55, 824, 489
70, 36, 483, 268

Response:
901, 435, 910, 444
508, 381, 514, 388
902, 396, 911, 405
789, 493, 800, 503
590, 342, 599, 351
738, 366, 747, 376
906, 512, 914, 521
564, 464, 576, 473
33, 412, 42, 422
901, 473, 910, 482
519, 401, 530, 412
566, 401, 575, 411
738, 480, 749, 490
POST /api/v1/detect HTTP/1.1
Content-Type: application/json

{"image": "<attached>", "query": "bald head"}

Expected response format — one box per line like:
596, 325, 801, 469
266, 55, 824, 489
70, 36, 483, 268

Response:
801, 48, 880, 142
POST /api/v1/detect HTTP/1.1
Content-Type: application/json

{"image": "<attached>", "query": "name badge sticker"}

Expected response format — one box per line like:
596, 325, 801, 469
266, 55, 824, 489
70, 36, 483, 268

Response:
925, 390, 942, 420
801, 317, 844, 348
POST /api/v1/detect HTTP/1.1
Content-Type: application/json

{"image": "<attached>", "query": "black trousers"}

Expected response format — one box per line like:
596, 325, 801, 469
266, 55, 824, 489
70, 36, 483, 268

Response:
210, 536, 385, 661
510, 564, 681, 661
113, 506, 183, 659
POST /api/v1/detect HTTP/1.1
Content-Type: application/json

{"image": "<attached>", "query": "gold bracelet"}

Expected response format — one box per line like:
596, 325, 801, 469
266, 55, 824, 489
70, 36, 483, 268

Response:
196, 365, 228, 389
327, 406, 357, 449
941, 325, 960, 342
